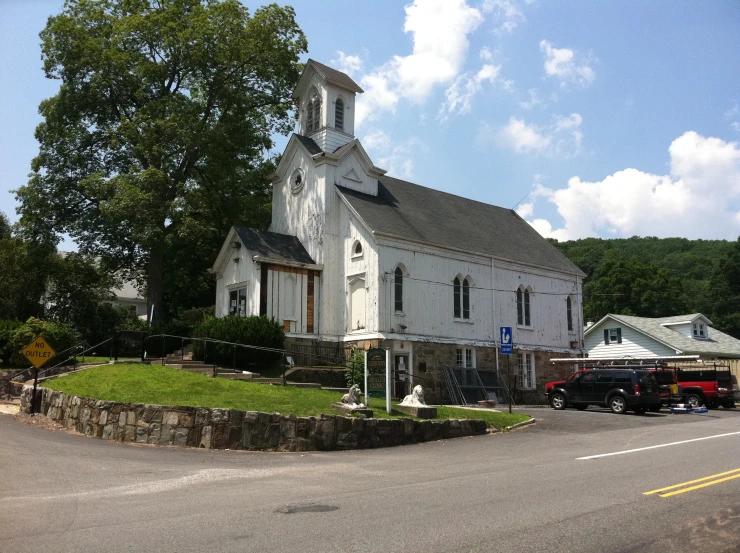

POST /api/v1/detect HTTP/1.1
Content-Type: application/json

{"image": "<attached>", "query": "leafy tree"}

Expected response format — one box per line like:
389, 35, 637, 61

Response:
583, 260, 686, 322
43, 252, 117, 335
709, 238, 740, 337
0, 212, 54, 320
17, 0, 307, 324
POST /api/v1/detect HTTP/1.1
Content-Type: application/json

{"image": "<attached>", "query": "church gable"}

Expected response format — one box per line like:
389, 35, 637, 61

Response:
335, 148, 379, 196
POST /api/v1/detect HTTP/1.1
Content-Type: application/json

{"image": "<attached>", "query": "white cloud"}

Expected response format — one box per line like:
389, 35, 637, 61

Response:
439, 64, 501, 119
355, 0, 484, 126
486, 113, 583, 157
524, 131, 740, 240
725, 103, 740, 132
519, 88, 541, 109
539, 40, 596, 87
516, 201, 534, 218
479, 46, 494, 61
482, 0, 531, 35
331, 51, 362, 75
361, 130, 424, 179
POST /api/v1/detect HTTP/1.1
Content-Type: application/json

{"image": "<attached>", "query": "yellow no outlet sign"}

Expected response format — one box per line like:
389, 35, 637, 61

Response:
22, 335, 56, 369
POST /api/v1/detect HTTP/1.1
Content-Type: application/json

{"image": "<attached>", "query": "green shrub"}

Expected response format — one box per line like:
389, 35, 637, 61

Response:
0, 320, 22, 364
81, 304, 147, 356
180, 306, 215, 326
344, 351, 365, 387
10, 317, 80, 367
192, 315, 285, 370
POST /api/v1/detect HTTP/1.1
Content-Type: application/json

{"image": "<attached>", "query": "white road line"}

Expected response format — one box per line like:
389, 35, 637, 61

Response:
577, 431, 740, 460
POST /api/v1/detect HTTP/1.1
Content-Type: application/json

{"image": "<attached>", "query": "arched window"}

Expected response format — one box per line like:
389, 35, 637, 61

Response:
453, 277, 461, 318
462, 278, 470, 319
394, 267, 403, 312
306, 88, 321, 134
566, 296, 573, 332
517, 286, 531, 327
352, 240, 363, 257
284, 275, 296, 319
335, 98, 344, 131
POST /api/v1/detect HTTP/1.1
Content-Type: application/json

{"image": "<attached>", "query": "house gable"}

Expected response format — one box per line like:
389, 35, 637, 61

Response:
584, 315, 679, 359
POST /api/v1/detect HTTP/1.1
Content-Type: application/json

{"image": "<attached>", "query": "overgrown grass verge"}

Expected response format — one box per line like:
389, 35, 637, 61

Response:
44, 364, 531, 429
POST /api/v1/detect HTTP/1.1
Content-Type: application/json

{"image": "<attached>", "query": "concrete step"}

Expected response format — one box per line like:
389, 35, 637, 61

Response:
250, 378, 284, 385
287, 382, 322, 389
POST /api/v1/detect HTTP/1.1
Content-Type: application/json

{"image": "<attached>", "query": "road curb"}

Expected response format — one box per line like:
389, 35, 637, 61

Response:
505, 418, 537, 431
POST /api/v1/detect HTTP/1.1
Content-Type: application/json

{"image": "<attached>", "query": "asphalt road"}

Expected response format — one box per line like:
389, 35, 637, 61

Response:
2, 407, 740, 553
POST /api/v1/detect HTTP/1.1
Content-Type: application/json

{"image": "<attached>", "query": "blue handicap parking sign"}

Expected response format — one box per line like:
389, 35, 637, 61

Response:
500, 327, 513, 355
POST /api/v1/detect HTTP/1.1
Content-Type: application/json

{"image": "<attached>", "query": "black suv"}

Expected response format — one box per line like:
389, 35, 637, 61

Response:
548, 369, 661, 414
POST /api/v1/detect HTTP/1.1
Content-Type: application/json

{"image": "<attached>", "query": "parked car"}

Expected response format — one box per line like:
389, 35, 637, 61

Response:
545, 370, 588, 395
548, 369, 661, 414
649, 368, 682, 410
675, 368, 735, 409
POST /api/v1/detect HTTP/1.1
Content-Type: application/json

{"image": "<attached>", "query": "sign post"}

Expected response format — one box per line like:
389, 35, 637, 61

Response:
366, 348, 389, 413
386, 348, 391, 415
21, 335, 56, 415
500, 327, 513, 414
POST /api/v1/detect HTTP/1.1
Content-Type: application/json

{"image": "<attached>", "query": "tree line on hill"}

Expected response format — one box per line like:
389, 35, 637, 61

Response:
552, 236, 740, 338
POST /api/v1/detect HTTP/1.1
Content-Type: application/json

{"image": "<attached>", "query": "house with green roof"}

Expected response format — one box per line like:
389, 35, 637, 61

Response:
584, 313, 740, 360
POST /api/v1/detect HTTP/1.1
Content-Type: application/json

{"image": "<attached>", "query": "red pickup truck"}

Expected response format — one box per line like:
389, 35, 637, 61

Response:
675, 368, 735, 409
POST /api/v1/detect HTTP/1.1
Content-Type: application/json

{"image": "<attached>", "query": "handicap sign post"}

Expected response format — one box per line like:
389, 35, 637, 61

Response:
500, 327, 513, 355
500, 327, 513, 413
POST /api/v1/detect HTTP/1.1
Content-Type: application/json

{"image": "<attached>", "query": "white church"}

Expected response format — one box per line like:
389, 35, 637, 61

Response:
211, 60, 585, 403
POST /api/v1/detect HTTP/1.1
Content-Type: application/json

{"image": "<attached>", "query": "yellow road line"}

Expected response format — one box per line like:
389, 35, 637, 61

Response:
660, 473, 740, 497
643, 468, 740, 496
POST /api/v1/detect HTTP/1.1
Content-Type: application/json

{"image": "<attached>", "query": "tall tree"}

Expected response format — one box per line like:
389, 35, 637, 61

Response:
17, 0, 307, 323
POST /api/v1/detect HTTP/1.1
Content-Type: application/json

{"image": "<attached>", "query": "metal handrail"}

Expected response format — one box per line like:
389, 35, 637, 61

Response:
39, 337, 114, 376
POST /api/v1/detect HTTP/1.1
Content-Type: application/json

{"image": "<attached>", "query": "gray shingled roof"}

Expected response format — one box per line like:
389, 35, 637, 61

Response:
608, 314, 740, 357
294, 133, 322, 155
309, 60, 363, 93
337, 176, 584, 275
234, 227, 315, 265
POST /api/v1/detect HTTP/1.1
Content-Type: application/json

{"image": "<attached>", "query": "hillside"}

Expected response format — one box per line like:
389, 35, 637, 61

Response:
552, 237, 740, 338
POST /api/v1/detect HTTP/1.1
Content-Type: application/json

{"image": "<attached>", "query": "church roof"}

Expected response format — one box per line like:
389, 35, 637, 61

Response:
308, 60, 363, 93
234, 227, 315, 265
337, 176, 584, 276
294, 133, 323, 155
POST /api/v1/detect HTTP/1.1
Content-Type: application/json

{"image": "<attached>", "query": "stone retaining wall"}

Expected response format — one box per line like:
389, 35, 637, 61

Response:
0, 371, 23, 401
20, 385, 488, 452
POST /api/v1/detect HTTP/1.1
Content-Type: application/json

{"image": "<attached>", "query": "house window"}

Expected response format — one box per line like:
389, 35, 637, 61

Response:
518, 352, 536, 390
604, 328, 622, 345
453, 277, 461, 318
462, 278, 470, 319
335, 98, 344, 131
456, 347, 475, 368
566, 296, 573, 332
306, 88, 321, 134
349, 277, 366, 331
352, 241, 363, 257
228, 287, 248, 317
394, 267, 403, 313
284, 275, 296, 319
517, 286, 531, 327
693, 323, 706, 338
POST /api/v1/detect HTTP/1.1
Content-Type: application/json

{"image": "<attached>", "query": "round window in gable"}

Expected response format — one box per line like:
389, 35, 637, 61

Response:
290, 169, 305, 195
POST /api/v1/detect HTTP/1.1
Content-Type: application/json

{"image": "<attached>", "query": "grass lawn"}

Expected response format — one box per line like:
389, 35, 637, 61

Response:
44, 364, 531, 429
74, 356, 139, 363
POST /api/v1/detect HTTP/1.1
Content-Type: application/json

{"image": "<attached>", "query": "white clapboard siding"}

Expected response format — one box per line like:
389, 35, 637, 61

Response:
585, 320, 677, 358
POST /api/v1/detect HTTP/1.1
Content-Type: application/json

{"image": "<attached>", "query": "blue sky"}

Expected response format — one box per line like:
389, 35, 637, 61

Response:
2, 0, 740, 243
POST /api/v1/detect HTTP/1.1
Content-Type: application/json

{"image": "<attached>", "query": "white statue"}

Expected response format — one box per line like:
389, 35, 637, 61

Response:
400, 385, 427, 407
341, 384, 365, 408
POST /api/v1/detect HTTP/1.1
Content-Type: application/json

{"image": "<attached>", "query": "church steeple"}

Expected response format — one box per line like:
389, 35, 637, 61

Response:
292, 59, 363, 152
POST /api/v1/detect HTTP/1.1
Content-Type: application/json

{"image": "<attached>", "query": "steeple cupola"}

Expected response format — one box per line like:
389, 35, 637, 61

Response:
293, 59, 363, 152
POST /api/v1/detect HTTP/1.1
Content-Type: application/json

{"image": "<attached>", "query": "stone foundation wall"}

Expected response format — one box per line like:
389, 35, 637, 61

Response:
0, 371, 23, 401
20, 385, 487, 452
408, 342, 574, 405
